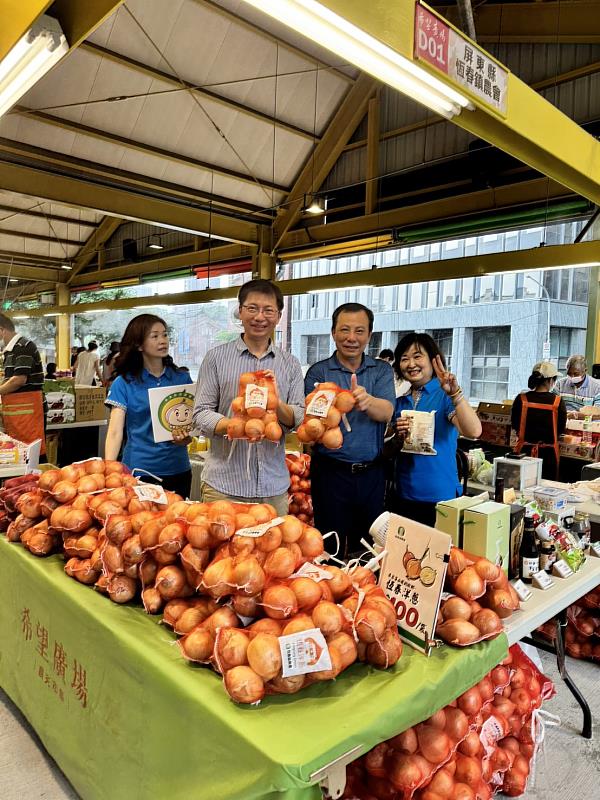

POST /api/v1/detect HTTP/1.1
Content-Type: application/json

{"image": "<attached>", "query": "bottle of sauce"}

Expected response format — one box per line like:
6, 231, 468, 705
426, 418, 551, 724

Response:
539, 540, 556, 573
520, 516, 540, 583
494, 477, 505, 504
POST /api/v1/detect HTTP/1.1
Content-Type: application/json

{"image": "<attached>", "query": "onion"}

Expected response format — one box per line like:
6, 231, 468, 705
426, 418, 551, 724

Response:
121, 534, 144, 565
282, 614, 316, 636
321, 566, 352, 600
354, 607, 386, 643
452, 782, 476, 800
181, 628, 214, 662
334, 391, 355, 413
366, 628, 403, 668
268, 673, 305, 694
202, 606, 240, 636
187, 520, 212, 549
255, 526, 282, 553
60, 465, 82, 483
389, 727, 418, 754
510, 687, 533, 717
232, 594, 259, 618
156, 565, 187, 600
441, 596, 473, 622
298, 526, 324, 559
477, 675, 495, 703
454, 567, 485, 601
502, 769, 527, 797
311, 601, 344, 636
40, 495, 59, 518
165, 500, 190, 523
426, 708, 447, 730
102, 542, 124, 574
158, 522, 186, 554
279, 515, 303, 543
142, 587, 163, 614
264, 547, 296, 579
107, 575, 137, 604
210, 513, 236, 542
63, 509, 93, 533
95, 499, 126, 522
363, 595, 398, 629
416, 724, 452, 764
27, 532, 55, 556
77, 475, 99, 494
139, 558, 158, 587
449, 548, 471, 577
264, 421, 283, 442
162, 598, 191, 627
181, 543, 210, 574
104, 460, 125, 475
247, 504, 275, 524
428, 767, 456, 797
104, 514, 132, 545
327, 632, 357, 669
472, 609, 503, 638
458, 730, 482, 757
455, 755, 482, 788
493, 695, 516, 719
249, 618, 282, 636
232, 556, 266, 596
444, 707, 469, 741
457, 686, 483, 717
491, 665, 510, 688
16, 491, 43, 519
261, 585, 298, 619
202, 557, 234, 598
72, 534, 97, 559
289, 577, 322, 610
321, 426, 344, 449
106, 473, 125, 490
486, 589, 517, 619
474, 558, 501, 583
364, 742, 389, 778
214, 628, 250, 672
52, 480, 78, 504
246, 633, 281, 680
224, 665, 265, 704
387, 752, 424, 791
39, 469, 61, 492
312, 646, 343, 680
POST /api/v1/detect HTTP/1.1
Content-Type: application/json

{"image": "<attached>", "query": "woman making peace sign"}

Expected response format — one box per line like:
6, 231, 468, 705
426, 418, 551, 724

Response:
390, 333, 481, 527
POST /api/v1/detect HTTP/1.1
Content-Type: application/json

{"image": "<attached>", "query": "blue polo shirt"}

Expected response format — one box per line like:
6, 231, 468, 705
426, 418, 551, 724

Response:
394, 377, 461, 503
304, 353, 395, 463
106, 367, 193, 477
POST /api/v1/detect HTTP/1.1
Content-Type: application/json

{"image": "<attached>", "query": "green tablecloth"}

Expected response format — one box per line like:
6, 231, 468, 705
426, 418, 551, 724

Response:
0, 537, 507, 800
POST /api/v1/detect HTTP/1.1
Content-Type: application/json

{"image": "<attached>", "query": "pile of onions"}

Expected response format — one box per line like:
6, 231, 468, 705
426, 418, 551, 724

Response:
437, 592, 503, 647
296, 381, 353, 450
349, 643, 550, 800
224, 370, 281, 442
285, 453, 313, 525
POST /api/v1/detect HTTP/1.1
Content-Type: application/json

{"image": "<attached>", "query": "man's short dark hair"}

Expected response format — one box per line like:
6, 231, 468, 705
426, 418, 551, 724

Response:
238, 279, 283, 311
331, 303, 374, 333
0, 313, 15, 332
378, 349, 394, 360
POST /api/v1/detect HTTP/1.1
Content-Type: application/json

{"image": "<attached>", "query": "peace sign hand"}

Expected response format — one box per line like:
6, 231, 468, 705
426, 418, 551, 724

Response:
432, 355, 460, 397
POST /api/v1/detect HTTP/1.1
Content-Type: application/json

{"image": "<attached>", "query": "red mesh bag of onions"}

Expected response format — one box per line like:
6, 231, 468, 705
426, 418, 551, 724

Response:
224, 370, 282, 443
297, 381, 355, 451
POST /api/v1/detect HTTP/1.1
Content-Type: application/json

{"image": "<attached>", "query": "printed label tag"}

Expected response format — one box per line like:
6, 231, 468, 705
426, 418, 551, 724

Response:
133, 484, 168, 505
532, 570, 554, 590
306, 389, 336, 419
479, 714, 506, 757
589, 542, 600, 558
236, 517, 284, 538
511, 579, 532, 602
279, 628, 331, 678
245, 383, 268, 410
552, 559, 574, 578
290, 562, 333, 582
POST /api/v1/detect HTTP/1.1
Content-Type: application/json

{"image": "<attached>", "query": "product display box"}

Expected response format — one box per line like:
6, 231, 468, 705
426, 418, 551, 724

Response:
435, 494, 487, 547
532, 486, 568, 512
75, 387, 106, 422
476, 402, 513, 447
492, 456, 543, 492
462, 501, 510, 574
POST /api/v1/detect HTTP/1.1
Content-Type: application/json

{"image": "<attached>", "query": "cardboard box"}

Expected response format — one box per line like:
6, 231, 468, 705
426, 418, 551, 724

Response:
75, 387, 106, 422
493, 456, 543, 492
477, 402, 513, 446
435, 494, 487, 547
462, 501, 510, 573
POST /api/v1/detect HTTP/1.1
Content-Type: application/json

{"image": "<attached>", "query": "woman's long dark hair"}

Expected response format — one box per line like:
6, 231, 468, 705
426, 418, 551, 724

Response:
393, 333, 446, 380
114, 314, 180, 381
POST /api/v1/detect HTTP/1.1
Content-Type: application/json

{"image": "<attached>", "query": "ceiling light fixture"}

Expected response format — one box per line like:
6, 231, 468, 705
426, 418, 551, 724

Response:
309, 284, 373, 293
11, 314, 29, 319
303, 195, 326, 215
0, 14, 69, 119
61, 264, 72, 270
241, 0, 473, 118
9, 278, 17, 282
148, 234, 164, 250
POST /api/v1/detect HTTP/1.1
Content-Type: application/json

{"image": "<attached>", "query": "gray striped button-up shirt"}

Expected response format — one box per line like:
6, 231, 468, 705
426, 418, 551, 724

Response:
193, 336, 305, 498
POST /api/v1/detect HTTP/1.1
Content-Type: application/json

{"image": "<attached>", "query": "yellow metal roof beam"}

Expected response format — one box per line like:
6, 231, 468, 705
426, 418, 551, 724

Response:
314, 1, 600, 207
50, 0, 125, 50
0, 1, 53, 60
0, 262, 63, 282
0, 160, 263, 246
67, 215, 123, 283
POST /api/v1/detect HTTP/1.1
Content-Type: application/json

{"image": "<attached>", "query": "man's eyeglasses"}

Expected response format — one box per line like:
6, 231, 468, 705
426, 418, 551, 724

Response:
241, 304, 280, 319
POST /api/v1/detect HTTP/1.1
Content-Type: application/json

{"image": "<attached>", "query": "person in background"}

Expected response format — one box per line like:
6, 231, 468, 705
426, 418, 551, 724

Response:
553, 354, 600, 415
512, 361, 567, 480
193, 279, 304, 516
105, 314, 193, 498
305, 303, 395, 555
45, 362, 57, 380
390, 333, 482, 527
70, 346, 81, 368
102, 341, 120, 386
377, 348, 394, 364
74, 342, 102, 386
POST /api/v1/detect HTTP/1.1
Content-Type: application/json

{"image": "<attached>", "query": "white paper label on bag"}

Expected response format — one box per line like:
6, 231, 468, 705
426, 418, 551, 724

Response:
245, 383, 268, 410
290, 562, 333, 582
306, 389, 336, 418
532, 570, 554, 590
479, 715, 506, 757
511, 579, 532, 602
133, 484, 167, 504
552, 560, 574, 578
279, 628, 331, 678
235, 517, 284, 538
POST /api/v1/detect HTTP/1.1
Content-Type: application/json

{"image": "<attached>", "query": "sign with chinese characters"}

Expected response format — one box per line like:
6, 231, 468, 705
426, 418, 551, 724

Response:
379, 514, 452, 654
414, 3, 508, 115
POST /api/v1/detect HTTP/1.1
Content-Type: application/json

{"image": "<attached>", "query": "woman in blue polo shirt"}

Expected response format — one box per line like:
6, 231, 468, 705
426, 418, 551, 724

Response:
105, 314, 193, 498
390, 333, 481, 527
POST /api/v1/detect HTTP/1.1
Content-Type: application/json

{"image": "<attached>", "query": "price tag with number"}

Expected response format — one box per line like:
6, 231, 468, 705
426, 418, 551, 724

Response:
379, 514, 451, 655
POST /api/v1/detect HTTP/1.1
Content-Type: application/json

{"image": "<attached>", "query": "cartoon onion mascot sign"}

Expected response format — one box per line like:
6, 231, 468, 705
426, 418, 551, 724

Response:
149, 385, 195, 443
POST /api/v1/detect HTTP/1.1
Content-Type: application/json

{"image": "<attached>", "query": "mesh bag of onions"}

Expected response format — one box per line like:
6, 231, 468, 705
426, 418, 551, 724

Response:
297, 381, 356, 450
224, 371, 282, 443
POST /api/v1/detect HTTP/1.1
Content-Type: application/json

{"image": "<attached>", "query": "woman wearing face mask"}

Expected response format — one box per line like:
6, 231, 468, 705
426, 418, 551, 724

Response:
105, 314, 194, 498
511, 362, 567, 480
389, 333, 482, 527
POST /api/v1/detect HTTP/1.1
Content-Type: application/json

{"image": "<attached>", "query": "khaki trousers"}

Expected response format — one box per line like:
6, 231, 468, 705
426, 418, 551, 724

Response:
200, 482, 289, 517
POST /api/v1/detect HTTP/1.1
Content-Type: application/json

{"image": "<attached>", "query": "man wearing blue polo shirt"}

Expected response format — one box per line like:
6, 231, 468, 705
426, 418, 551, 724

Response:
304, 303, 395, 555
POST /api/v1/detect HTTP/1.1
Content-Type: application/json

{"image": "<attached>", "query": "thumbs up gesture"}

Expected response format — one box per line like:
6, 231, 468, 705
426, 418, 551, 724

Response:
351, 372, 372, 413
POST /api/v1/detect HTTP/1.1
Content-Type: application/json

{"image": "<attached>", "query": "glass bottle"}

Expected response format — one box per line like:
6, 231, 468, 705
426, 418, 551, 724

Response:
520, 516, 540, 583
539, 540, 556, 573
494, 476, 505, 504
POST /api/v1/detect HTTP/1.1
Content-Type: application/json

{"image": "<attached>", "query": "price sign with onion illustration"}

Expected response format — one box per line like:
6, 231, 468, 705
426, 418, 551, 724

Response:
379, 514, 452, 655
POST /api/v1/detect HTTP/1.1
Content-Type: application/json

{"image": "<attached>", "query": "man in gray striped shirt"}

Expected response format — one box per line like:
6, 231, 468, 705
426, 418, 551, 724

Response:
193, 280, 304, 515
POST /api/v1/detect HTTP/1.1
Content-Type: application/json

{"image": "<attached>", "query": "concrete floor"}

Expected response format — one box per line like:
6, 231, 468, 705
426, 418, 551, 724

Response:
0, 649, 598, 800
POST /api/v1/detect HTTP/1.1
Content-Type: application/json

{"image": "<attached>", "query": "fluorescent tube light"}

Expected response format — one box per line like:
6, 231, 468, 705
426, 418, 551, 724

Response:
43, 312, 58, 317
309, 284, 372, 293
241, 0, 473, 119
61, 264, 72, 270
0, 14, 69, 119
12, 314, 29, 319
9, 278, 17, 282
485, 262, 600, 277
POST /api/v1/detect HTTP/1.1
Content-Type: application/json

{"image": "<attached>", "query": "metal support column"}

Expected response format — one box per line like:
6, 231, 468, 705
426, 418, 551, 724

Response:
55, 283, 71, 371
